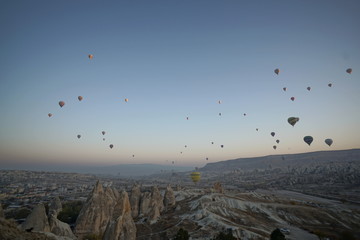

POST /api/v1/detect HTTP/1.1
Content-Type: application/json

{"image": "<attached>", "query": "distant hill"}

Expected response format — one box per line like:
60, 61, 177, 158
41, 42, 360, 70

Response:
200, 149, 360, 172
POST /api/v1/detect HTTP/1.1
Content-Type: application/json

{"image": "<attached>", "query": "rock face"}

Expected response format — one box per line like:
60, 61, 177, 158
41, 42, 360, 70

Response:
129, 184, 141, 218
74, 181, 119, 238
49, 196, 62, 217
49, 214, 77, 239
139, 186, 164, 224
163, 185, 176, 210
103, 191, 136, 240
21, 203, 50, 232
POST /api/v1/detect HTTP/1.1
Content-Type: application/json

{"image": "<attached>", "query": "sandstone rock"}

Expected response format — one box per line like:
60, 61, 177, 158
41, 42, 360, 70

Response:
21, 203, 50, 232
139, 192, 151, 217
49, 196, 62, 217
103, 191, 136, 240
138, 186, 164, 224
163, 185, 176, 210
49, 214, 76, 239
74, 180, 119, 239
213, 182, 224, 194
129, 184, 141, 218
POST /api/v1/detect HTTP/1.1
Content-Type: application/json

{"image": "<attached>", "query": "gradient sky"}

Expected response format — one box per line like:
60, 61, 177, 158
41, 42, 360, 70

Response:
1, 0, 359, 169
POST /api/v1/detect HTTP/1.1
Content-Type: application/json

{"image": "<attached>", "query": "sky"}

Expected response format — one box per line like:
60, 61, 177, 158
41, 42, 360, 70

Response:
0, 0, 359, 170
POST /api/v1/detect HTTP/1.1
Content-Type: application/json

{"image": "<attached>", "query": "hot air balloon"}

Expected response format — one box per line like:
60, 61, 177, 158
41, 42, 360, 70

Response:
59, 101, 65, 107
102, 131, 106, 135
125, 98, 129, 102
271, 132, 275, 137
180, 152, 183, 154
290, 97, 295, 101
48, 113, 52, 117
274, 68, 280, 75
307, 87, 311, 91
77, 134, 81, 139
346, 68, 352, 74
185, 145, 187, 148
273, 145, 277, 150
78, 96, 83, 101
288, 117, 300, 127
219, 113, 222, 116
103, 138, 105, 141
186, 117, 189, 120
256, 128, 259, 131
243, 113, 247, 116
109, 144, 114, 149
328, 83, 332, 87
206, 157, 209, 161
303, 136, 313, 146
218, 100, 222, 104
283, 87, 287, 92
132, 154, 135, 157
221, 145, 224, 148
276, 139, 280, 144
211, 142, 214, 144
190, 172, 201, 183
325, 138, 333, 146
88, 54, 93, 60
172, 161, 174, 164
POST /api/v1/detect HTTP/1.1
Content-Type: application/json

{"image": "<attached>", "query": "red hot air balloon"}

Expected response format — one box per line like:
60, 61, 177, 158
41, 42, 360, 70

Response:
48, 113, 52, 117
59, 101, 65, 107
78, 96, 83, 101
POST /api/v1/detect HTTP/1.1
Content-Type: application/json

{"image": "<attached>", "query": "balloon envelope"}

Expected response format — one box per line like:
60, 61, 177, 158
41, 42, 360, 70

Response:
274, 68, 280, 75
276, 139, 280, 144
273, 145, 277, 150
88, 54, 93, 59
78, 96, 83, 101
59, 101, 65, 107
190, 172, 201, 183
283, 87, 287, 91
307, 87, 311, 91
48, 113, 52, 117
102, 131, 105, 135
109, 144, 113, 149
125, 98, 129, 102
271, 132, 275, 137
346, 68, 352, 74
328, 83, 332, 87
288, 117, 300, 127
304, 136, 313, 146
325, 138, 333, 146
290, 97, 295, 101
77, 135, 81, 139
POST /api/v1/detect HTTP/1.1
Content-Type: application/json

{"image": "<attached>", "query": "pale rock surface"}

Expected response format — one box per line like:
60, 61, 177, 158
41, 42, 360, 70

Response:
103, 191, 136, 240
213, 182, 224, 194
74, 180, 119, 238
139, 192, 151, 217
163, 185, 176, 210
49, 196, 62, 217
129, 184, 141, 218
49, 214, 77, 239
21, 203, 50, 232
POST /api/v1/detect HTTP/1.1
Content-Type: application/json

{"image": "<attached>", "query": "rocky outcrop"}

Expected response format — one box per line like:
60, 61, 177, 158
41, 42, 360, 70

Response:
74, 180, 119, 238
139, 186, 164, 224
213, 182, 224, 193
49, 214, 76, 239
129, 184, 141, 218
49, 196, 62, 217
163, 185, 176, 210
103, 191, 136, 240
21, 203, 50, 232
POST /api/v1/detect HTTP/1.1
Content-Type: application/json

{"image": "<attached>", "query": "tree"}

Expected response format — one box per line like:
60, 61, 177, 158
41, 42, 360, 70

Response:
212, 229, 236, 240
270, 228, 286, 240
174, 228, 190, 240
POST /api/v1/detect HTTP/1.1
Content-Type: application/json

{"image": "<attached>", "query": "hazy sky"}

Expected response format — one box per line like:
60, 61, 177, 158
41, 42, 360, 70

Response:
1, 0, 359, 169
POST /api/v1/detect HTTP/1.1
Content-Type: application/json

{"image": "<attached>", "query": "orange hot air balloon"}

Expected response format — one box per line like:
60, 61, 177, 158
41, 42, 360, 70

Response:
290, 97, 295, 101
88, 54, 93, 60
48, 113, 52, 117
78, 96, 83, 101
125, 98, 129, 102
346, 68, 352, 74
59, 101, 65, 107
274, 68, 280, 75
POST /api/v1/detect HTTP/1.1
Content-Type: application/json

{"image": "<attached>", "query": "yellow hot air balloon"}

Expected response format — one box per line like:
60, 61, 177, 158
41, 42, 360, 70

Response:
190, 172, 201, 183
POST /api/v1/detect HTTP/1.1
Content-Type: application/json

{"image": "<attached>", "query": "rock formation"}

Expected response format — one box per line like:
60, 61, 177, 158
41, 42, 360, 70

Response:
103, 191, 136, 240
21, 203, 50, 232
49, 214, 77, 239
74, 180, 119, 238
163, 185, 176, 210
129, 184, 141, 218
213, 182, 224, 194
139, 186, 164, 224
48, 196, 62, 217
